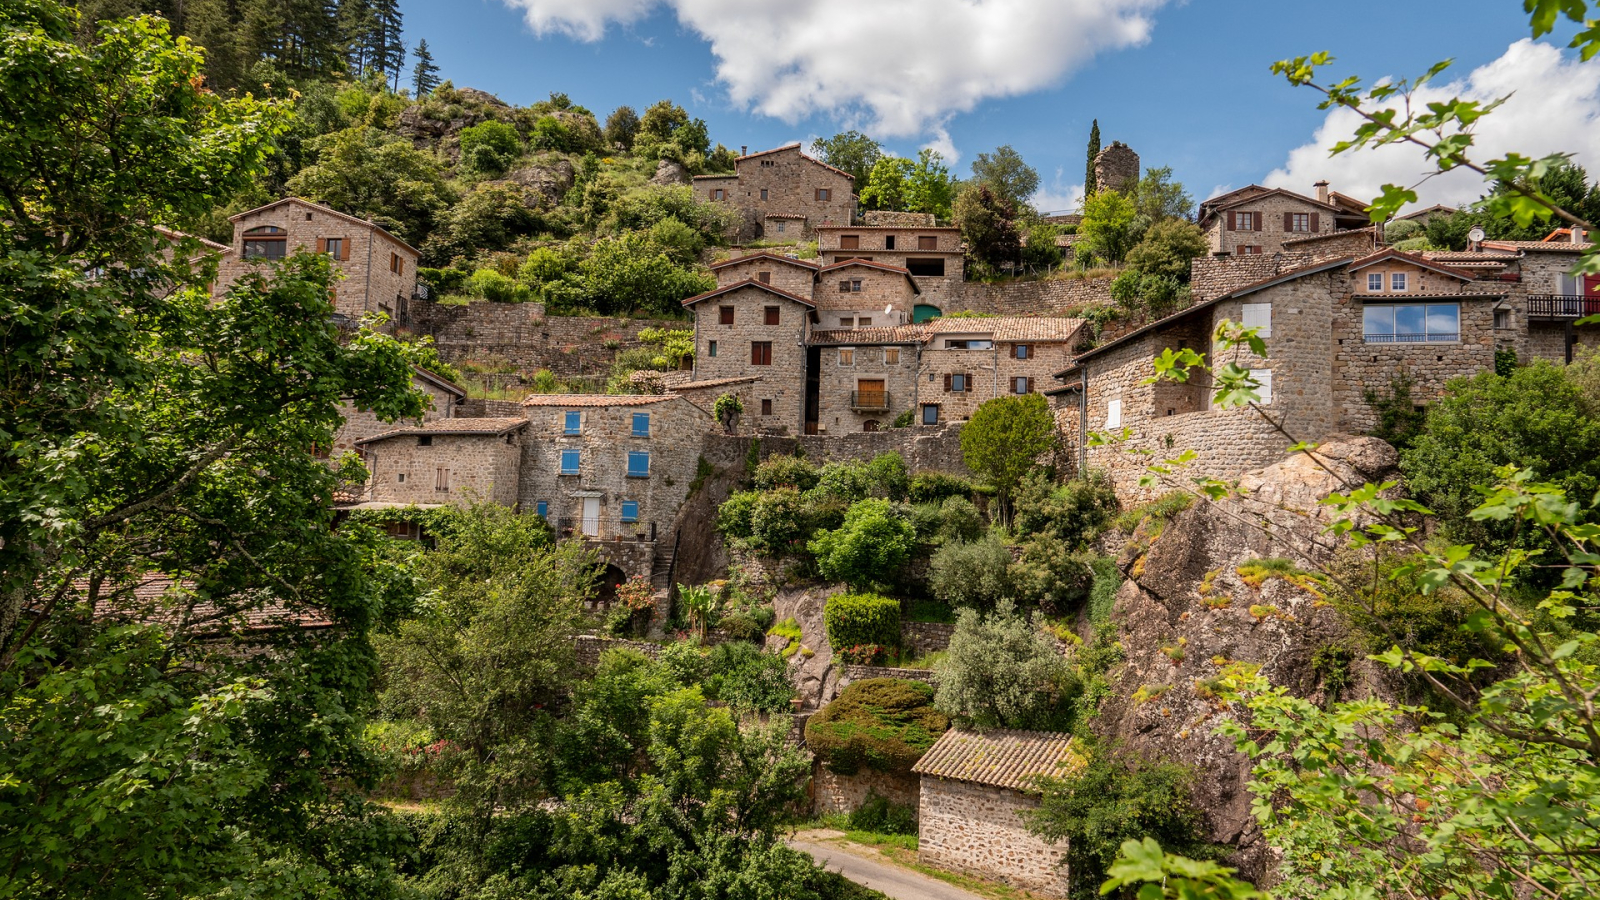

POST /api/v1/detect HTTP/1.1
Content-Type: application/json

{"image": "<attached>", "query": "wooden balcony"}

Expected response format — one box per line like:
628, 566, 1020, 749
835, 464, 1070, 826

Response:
1527, 295, 1600, 320
850, 390, 891, 411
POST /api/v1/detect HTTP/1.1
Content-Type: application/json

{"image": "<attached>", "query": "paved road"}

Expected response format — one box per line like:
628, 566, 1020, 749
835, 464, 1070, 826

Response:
787, 835, 988, 900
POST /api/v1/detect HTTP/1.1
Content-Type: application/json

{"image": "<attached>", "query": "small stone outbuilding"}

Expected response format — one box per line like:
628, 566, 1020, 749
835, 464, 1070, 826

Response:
912, 728, 1085, 898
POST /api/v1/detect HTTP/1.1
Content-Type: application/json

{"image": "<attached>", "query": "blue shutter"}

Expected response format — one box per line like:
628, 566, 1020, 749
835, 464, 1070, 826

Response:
632, 413, 650, 437
627, 451, 650, 478
621, 501, 639, 523
536, 501, 548, 518
564, 411, 581, 434
560, 449, 580, 474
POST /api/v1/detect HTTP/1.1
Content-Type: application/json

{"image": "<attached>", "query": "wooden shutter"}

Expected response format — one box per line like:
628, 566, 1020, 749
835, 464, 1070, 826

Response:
340, 239, 351, 261
1284, 212, 1294, 231
1255, 213, 1262, 232
1227, 211, 1236, 231
943, 374, 952, 392
1310, 212, 1320, 232
1026, 377, 1034, 393
316, 238, 327, 253
964, 373, 973, 392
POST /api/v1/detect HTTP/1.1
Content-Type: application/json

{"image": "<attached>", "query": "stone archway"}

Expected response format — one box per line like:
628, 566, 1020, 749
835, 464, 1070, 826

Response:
595, 563, 627, 608
862, 419, 880, 433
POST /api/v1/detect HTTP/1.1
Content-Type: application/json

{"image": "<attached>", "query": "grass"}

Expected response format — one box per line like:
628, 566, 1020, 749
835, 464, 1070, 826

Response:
1112, 491, 1194, 534
904, 598, 956, 624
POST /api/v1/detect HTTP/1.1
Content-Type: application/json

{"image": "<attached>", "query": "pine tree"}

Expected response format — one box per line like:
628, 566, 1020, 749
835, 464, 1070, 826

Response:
411, 38, 439, 96
338, 0, 373, 75
1085, 119, 1101, 198
369, 0, 404, 89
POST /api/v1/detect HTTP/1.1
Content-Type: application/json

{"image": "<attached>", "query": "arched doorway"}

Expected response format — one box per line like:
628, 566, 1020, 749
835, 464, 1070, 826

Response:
594, 563, 627, 608
862, 419, 880, 433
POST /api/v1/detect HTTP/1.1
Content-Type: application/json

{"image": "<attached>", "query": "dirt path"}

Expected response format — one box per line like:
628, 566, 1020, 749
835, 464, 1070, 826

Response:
787, 831, 989, 900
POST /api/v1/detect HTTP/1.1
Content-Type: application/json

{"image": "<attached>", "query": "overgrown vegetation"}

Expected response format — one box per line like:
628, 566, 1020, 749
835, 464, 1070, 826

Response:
805, 678, 950, 775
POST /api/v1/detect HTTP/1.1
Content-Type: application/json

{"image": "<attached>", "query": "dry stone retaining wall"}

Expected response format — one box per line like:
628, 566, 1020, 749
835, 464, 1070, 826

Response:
410, 301, 685, 377
837, 665, 938, 687
574, 635, 661, 670
918, 778, 1069, 897
945, 277, 1116, 317
901, 622, 955, 655
811, 764, 921, 818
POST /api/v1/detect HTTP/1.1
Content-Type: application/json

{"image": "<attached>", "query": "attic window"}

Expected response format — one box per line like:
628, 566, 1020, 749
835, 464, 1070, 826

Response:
917, 236, 937, 250
816, 188, 831, 201
758, 271, 771, 284
242, 226, 287, 260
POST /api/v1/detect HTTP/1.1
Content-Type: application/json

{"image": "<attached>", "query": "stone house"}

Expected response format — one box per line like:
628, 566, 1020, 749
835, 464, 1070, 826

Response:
812, 260, 922, 328
518, 393, 711, 545
1054, 251, 1504, 496
708, 252, 818, 298
1477, 233, 1599, 363
216, 197, 420, 329
331, 366, 466, 457
682, 280, 815, 434
807, 325, 924, 434
354, 417, 528, 509
1197, 185, 1345, 258
692, 144, 856, 242
912, 728, 1086, 898
915, 317, 1085, 425
815, 225, 966, 315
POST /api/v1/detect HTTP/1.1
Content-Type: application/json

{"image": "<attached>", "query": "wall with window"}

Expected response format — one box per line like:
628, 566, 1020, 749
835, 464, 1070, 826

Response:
359, 431, 522, 507
711, 255, 817, 298
813, 341, 920, 434
689, 285, 811, 433
813, 265, 920, 325
815, 226, 966, 306
216, 198, 418, 329
331, 371, 460, 457
692, 146, 855, 242
1201, 194, 1335, 256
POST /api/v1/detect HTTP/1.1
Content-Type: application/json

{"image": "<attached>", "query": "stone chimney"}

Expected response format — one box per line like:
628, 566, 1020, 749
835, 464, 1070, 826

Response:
1572, 226, 1587, 244
741, 145, 748, 157
1314, 180, 1330, 204
1093, 142, 1140, 194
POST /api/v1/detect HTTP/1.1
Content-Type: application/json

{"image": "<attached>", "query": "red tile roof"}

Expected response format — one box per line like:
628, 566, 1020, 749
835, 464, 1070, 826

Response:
521, 394, 680, 408
710, 252, 819, 271
77, 575, 334, 636
1482, 239, 1594, 252
913, 728, 1086, 794
926, 316, 1085, 343
682, 279, 817, 308
808, 325, 927, 345
355, 416, 528, 445
669, 375, 766, 390
1348, 247, 1476, 280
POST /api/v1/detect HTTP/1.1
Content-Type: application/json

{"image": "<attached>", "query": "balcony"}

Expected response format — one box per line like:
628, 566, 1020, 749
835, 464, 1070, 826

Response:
1528, 294, 1600, 320
850, 390, 891, 411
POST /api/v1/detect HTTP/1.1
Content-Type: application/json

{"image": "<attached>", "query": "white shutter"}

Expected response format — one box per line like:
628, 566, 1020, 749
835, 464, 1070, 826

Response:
1106, 399, 1123, 428
1250, 369, 1273, 405
1242, 302, 1272, 337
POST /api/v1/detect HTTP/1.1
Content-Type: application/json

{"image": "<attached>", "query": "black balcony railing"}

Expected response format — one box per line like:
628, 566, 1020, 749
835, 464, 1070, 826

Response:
1363, 332, 1460, 343
1528, 294, 1600, 319
850, 390, 891, 411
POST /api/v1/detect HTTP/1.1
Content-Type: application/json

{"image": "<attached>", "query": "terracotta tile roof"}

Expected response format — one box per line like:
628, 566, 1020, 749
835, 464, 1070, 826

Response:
77, 575, 334, 635
521, 394, 679, 408
1482, 239, 1594, 252
413, 365, 467, 398
710, 252, 819, 271
765, 213, 808, 219
1281, 226, 1377, 247
1397, 203, 1458, 221
229, 197, 421, 257
814, 225, 962, 233
670, 375, 766, 390
1421, 250, 1519, 262
818, 259, 915, 276
154, 225, 230, 253
809, 325, 927, 345
682, 279, 817, 308
1356, 290, 1506, 299
912, 728, 1086, 794
1348, 247, 1476, 280
925, 316, 1085, 343
355, 416, 528, 445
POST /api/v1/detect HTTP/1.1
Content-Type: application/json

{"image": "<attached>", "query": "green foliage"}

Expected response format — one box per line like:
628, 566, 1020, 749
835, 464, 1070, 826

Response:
716, 490, 759, 539
1085, 555, 1123, 625
933, 601, 1079, 731
908, 471, 978, 504
1326, 551, 1504, 682
858, 150, 955, 219
1128, 166, 1195, 222
911, 495, 985, 546
459, 120, 521, 177
677, 583, 720, 640
467, 267, 534, 302
1028, 741, 1222, 900
1112, 491, 1194, 534
1496, 347, 1519, 377
804, 678, 949, 775
1011, 540, 1095, 617
954, 182, 1022, 274
754, 454, 821, 492
751, 487, 809, 553
970, 144, 1041, 211
809, 500, 918, 590
768, 617, 804, 658
701, 642, 794, 713
633, 99, 710, 166
810, 131, 884, 186
1013, 470, 1119, 550
287, 124, 455, 246
1077, 189, 1142, 265
823, 592, 902, 652
960, 394, 1057, 522
1021, 221, 1066, 272
847, 791, 918, 836
1125, 218, 1207, 282
929, 534, 1016, 610
540, 232, 715, 316
1084, 119, 1101, 196
713, 392, 744, 431
1362, 370, 1427, 451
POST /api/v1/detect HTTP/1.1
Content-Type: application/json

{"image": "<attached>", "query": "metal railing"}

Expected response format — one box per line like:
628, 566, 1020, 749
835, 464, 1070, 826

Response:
850, 390, 891, 410
1527, 295, 1600, 319
1363, 332, 1460, 343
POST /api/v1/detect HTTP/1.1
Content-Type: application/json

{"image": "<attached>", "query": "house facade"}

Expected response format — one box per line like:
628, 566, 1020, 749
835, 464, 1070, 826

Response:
1197, 185, 1343, 258
815, 225, 966, 315
693, 144, 856, 242
683, 280, 815, 434
331, 366, 465, 458
216, 197, 421, 329
354, 417, 527, 508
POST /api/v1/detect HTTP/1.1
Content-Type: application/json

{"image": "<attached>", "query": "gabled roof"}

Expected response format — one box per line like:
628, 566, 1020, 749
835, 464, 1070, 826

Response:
1198, 185, 1338, 224
808, 325, 926, 346
1281, 225, 1378, 248
737, 143, 855, 181
230, 197, 421, 257
1066, 256, 1354, 370
154, 225, 230, 253
355, 417, 528, 445
817, 259, 922, 296
814, 225, 962, 233
413, 366, 467, 399
681, 279, 817, 309
1328, 191, 1372, 216
912, 728, 1086, 794
1397, 203, 1458, 221
710, 252, 819, 272
521, 394, 681, 408
79, 575, 334, 635
925, 316, 1085, 343
669, 375, 765, 391
1347, 247, 1475, 280
1482, 239, 1594, 252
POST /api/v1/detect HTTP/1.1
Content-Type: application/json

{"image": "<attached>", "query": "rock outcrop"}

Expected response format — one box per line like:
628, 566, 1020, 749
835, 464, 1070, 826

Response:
503, 160, 575, 205
1092, 437, 1404, 884
650, 158, 691, 187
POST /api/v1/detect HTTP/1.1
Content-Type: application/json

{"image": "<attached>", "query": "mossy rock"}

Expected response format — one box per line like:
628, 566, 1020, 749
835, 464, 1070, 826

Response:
805, 677, 948, 775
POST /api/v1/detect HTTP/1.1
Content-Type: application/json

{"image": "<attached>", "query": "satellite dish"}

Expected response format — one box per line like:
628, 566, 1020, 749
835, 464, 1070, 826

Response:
884, 304, 893, 315
1468, 226, 1486, 243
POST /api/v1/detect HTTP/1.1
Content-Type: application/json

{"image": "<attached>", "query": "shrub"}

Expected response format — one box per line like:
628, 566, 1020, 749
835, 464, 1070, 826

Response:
657, 641, 708, 686
865, 452, 910, 501
1363, 370, 1427, 451
804, 678, 949, 774
1013, 470, 1118, 550
1085, 555, 1122, 625
929, 535, 1015, 610
935, 496, 985, 545
754, 455, 820, 492
823, 593, 901, 652
810, 499, 917, 590
467, 268, 532, 303
807, 461, 874, 505
1011, 540, 1094, 616
908, 471, 976, 504
848, 791, 917, 836
702, 642, 793, 713
767, 617, 803, 658
716, 490, 759, 540
718, 610, 767, 643
835, 644, 889, 665
960, 394, 1057, 523
751, 487, 808, 553
934, 601, 1079, 731
459, 120, 520, 177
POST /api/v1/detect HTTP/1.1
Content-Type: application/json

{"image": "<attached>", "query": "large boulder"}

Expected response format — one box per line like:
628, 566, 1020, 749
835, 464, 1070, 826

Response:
505, 160, 576, 205
650, 158, 691, 187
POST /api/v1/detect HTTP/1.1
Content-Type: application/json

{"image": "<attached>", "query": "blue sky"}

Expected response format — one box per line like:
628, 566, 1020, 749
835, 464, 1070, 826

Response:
401, 1, 1597, 214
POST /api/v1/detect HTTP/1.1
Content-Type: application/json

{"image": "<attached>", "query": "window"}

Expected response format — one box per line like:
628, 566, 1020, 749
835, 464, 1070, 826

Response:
396, 473, 406, 483
560, 449, 581, 475
918, 235, 938, 250
1391, 272, 1408, 292
563, 411, 581, 435
816, 188, 831, 201
838, 317, 854, 327
621, 501, 639, 523
944, 339, 993, 350
1231, 211, 1258, 231
323, 237, 345, 259
1241, 302, 1272, 338
1494, 308, 1511, 329
906, 258, 946, 276
761, 398, 773, 416
708, 340, 718, 358
776, 221, 786, 234
627, 451, 650, 478
1363, 303, 1460, 343
922, 404, 940, 425
1012, 376, 1033, 394
884, 236, 896, 250
536, 501, 548, 518
1290, 212, 1310, 232
885, 348, 900, 365
712, 188, 725, 200
1367, 273, 1384, 292
760, 188, 769, 200
632, 413, 650, 437
1106, 399, 1122, 428
751, 341, 772, 365
839, 348, 855, 366
417, 435, 433, 446
1250, 369, 1274, 405
719, 306, 735, 325
241, 226, 286, 260
758, 271, 771, 284
858, 317, 872, 327
839, 279, 862, 293
840, 235, 860, 249
435, 467, 450, 491
1014, 344, 1031, 360
946, 373, 969, 393
390, 252, 403, 275
764, 306, 780, 325
1236, 245, 1263, 256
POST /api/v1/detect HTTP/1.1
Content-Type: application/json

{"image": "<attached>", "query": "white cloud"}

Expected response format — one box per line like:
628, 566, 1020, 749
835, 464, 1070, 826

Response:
1033, 167, 1085, 214
1264, 40, 1600, 211
922, 127, 961, 168
500, 0, 1170, 138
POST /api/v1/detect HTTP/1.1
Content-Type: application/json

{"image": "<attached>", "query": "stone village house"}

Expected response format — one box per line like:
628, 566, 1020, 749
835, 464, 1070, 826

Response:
693, 144, 856, 243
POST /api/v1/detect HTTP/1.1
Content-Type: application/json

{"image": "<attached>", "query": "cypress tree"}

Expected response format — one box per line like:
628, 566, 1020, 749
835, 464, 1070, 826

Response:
1085, 119, 1101, 197
411, 38, 439, 96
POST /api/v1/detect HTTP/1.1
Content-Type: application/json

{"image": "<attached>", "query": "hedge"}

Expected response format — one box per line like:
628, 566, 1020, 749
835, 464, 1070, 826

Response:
824, 592, 900, 652
805, 678, 949, 774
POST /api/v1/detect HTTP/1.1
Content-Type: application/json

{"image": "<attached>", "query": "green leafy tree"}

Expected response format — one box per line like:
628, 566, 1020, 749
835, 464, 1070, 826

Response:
458, 119, 521, 178
286, 125, 455, 246
1125, 218, 1207, 282
954, 183, 1022, 274
410, 37, 440, 95
603, 104, 640, 150
907, 148, 956, 220
809, 130, 884, 186
1021, 221, 1065, 272
1084, 119, 1102, 196
971, 144, 1041, 211
929, 534, 1016, 610
933, 601, 1078, 731
809, 500, 917, 591
859, 156, 916, 211
960, 394, 1057, 523
634, 99, 710, 166
1129, 166, 1194, 222
1078, 189, 1142, 264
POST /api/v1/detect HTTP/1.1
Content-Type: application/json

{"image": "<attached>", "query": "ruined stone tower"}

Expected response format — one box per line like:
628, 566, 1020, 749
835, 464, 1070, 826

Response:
1093, 141, 1140, 194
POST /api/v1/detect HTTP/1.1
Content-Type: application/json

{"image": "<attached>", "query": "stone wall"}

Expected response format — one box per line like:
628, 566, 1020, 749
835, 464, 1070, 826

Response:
944, 276, 1117, 316
837, 665, 938, 687
901, 621, 955, 655
333, 372, 459, 455
1201, 191, 1335, 256
1093, 141, 1140, 195
574, 635, 661, 670
457, 398, 523, 417
918, 338, 1079, 423
698, 145, 855, 241
689, 284, 812, 433
918, 778, 1069, 897
712, 255, 817, 298
409, 301, 685, 377
362, 431, 522, 507
813, 341, 920, 434
862, 211, 938, 227
811, 764, 921, 818
790, 423, 972, 475
814, 264, 919, 325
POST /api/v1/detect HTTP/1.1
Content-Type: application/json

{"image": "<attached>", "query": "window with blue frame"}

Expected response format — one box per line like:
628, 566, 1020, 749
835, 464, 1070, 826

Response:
632, 412, 650, 437
627, 450, 650, 478
536, 501, 549, 517
560, 449, 581, 474
563, 410, 581, 435
621, 501, 639, 523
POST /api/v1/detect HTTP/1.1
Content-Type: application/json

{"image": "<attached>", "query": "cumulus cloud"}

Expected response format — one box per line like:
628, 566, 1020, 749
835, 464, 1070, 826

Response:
500, 0, 1170, 138
1033, 167, 1085, 214
1264, 40, 1600, 211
